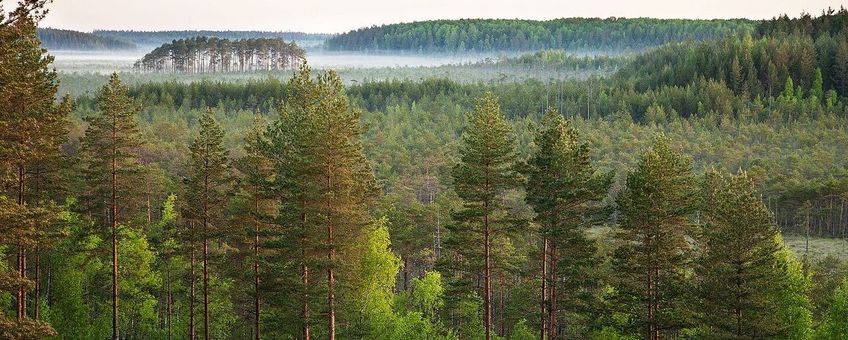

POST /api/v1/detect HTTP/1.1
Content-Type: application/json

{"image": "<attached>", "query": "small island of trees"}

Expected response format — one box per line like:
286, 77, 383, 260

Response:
134, 37, 306, 73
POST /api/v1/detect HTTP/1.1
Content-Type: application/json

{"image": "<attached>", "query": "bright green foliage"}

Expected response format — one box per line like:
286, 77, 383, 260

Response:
342, 218, 403, 339
816, 279, 848, 339
612, 136, 699, 337
508, 319, 536, 340
771, 237, 813, 339
811, 68, 824, 101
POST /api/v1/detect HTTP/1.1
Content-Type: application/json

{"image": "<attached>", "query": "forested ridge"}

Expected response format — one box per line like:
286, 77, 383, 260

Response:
93, 30, 332, 48
37, 27, 137, 50
324, 17, 756, 52
4, 2, 848, 340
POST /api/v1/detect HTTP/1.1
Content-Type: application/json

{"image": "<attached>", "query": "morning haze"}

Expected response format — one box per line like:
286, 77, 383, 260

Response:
42, 0, 845, 32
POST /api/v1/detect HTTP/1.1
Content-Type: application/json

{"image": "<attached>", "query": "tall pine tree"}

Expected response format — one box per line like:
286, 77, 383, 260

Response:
612, 136, 698, 339
524, 108, 611, 338
263, 65, 376, 340
79, 73, 144, 340
0, 8, 68, 336
184, 109, 230, 340
448, 92, 519, 340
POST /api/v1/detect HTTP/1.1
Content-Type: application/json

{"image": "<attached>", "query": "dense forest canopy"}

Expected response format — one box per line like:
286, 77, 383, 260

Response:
37, 27, 137, 50
324, 17, 757, 52
134, 37, 306, 73
93, 30, 332, 48
4, 2, 848, 340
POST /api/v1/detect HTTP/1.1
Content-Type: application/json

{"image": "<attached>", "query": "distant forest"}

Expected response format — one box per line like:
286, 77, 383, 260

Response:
134, 37, 306, 73
324, 17, 757, 52
93, 30, 332, 47
37, 27, 137, 50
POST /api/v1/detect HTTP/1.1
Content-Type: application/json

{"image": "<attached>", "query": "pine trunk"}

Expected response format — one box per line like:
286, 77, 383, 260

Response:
253, 194, 261, 340
301, 211, 310, 340
548, 245, 557, 340
111, 119, 119, 340
484, 199, 491, 340
189, 220, 196, 340
17, 165, 26, 321
540, 236, 548, 340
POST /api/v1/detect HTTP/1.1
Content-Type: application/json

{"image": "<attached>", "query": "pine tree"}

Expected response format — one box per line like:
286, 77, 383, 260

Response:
524, 108, 612, 338
232, 115, 273, 340
79, 73, 145, 340
612, 136, 698, 339
0, 10, 68, 335
264, 65, 376, 340
448, 92, 519, 340
697, 170, 785, 338
184, 109, 230, 340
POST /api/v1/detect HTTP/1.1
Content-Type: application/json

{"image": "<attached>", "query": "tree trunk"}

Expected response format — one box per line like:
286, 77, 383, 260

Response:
254, 194, 261, 340
111, 118, 119, 340
403, 255, 410, 291
203, 160, 210, 340
17, 164, 26, 321
484, 199, 491, 340
189, 220, 196, 340
327, 161, 336, 340
541, 236, 547, 340
301, 209, 310, 340
34, 245, 40, 320
548, 245, 557, 340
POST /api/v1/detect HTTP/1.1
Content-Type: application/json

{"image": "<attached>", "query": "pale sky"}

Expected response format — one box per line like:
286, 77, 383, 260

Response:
38, 0, 847, 34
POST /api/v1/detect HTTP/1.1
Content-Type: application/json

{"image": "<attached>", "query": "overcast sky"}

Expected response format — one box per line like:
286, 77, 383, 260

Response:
38, 0, 846, 33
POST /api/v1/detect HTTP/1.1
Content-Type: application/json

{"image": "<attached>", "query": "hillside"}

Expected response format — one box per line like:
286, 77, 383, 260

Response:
324, 17, 756, 52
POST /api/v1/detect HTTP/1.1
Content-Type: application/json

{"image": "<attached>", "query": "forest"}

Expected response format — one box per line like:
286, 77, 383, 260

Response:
323, 17, 756, 52
133, 37, 306, 73
36, 27, 137, 50
93, 30, 332, 49
4, 0, 848, 339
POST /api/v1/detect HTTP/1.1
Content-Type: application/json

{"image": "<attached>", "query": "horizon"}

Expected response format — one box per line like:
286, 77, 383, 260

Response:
38, 0, 846, 34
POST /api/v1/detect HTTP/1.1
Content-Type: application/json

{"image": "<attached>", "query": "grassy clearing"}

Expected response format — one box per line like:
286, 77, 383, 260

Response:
784, 234, 848, 261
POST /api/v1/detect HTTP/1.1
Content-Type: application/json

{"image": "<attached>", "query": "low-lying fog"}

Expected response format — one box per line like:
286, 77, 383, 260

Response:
49, 49, 501, 74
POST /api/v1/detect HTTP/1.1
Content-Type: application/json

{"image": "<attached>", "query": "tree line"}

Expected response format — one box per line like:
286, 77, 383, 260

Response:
324, 17, 756, 53
133, 37, 306, 74
94, 30, 331, 48
37, 27, 137, 50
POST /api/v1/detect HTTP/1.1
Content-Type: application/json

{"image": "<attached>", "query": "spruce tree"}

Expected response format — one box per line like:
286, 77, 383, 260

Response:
79, 73, 145, 340
612, 136, 698, 339
184, 109, 230, 340
524, 108, 611, 338
448, 92, 519, 340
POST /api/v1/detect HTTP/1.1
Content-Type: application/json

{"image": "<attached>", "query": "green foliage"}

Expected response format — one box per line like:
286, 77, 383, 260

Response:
816, 278, 848, 339
508, 319, 536, 340
612, 136, 699, 337
326, 18, 755, 52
